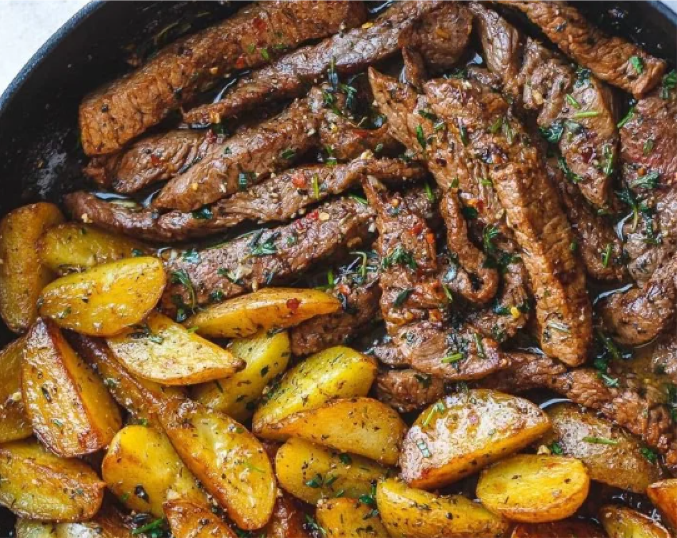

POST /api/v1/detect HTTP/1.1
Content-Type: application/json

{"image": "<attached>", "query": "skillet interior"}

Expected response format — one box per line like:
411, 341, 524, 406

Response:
0, 0, 674, 532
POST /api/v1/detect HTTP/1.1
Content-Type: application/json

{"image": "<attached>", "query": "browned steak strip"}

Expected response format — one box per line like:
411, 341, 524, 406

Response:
496, 1, 667, 98
424, 78, 592, 366
182, 1, 448, 125
376, 368, 445, 413
161, 197, 375, 313
79, 1, 367, 155
401, 48, 429, 91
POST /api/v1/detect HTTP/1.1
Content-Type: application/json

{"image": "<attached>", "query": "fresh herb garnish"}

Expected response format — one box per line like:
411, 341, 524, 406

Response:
393, 288, 414, 307
566, 94, 582, 109
630, 56, 644, 75
640, 447, 658, 463
422, 402, 446, 427
583, 436, 618, 445
540, 121, 564, 143
381, 245, 418, 271
416, 125, 427, 149
170, 270, 196, 309
191, 207, 213, 220
601, 243, 613, 268
631, 171, 660, 190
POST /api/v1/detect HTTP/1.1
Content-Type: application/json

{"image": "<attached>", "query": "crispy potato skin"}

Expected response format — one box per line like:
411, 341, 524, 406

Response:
186, 287, 341, 338
0, 439, 104, 521
647, 479, 677, 530
107, 311, 244, 385
192, 330, 291, 422
600, 505, 672, 538
376, 478, 510, 538
400, 389, 550, 489
102, 425, 207, 517
38, 257, 166, 336
316, 498, 390, 538
252, 346, 377, 438
22, 318, 122, 457
159, 398, 276, 530
477, 455, 590, 523
510, 520, 607, 538
164, 500, 237, 538
275, 438, 387, 505
0, 203, 64, 333
262, 493, 311, 538
15, 520, 56, 538
543, 403, 662, 493
17, 506, 134, 537
0, 337, 33, 443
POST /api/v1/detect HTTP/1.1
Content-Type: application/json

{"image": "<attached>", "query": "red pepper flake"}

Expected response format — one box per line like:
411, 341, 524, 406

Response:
286, 298, 301, 312
150, 154, 162, 166
337, 283, 351, 295
412, 222, 424, 236
425, 232, 436, 245
306, 209, 319, 221
292, 172, 307, 188
235, 55, 247, 70
253, 17, 267, 32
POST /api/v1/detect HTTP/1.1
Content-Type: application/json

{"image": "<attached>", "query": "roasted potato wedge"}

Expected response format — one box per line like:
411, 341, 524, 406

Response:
164, 500, 237, 538
252, 346, 376, 438
400, 389, 550, 489
0, 337, 33, 443
316, 497, 390, 538
15, 520, 56, 538
185, 287, 341, 338
599, 505, 671, 538
0, 439, 104, 521
106, 311, 243, 385
268, 397, 406, 465
38, 256, 166, 336
0, 202, 64, 333
263, 493, 311, 538
22, 319, 122, 457
543, 403, 662, 493
275, 438, 388, 505
511, 520, 606, 538
377, 478, 510, 538
477, 455, 590, 523
192, 330, 291, 421
69, 334, 185, 427
39, 223, 149, 274
159, 398, 276, 530
102, 425, 207, 517
17, 506, 134, 537
647, 479, 677, 529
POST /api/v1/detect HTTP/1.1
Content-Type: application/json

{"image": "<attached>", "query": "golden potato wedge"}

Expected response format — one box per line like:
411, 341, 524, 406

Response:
22, 319, 122, 457
159, 398, 276, 530
69, 334, 185, 427
263, 493, 311, 538
511, 520, 606, 538
106, 311, 243, 385
477, 455, 590, 523
39, 223, 149, 275
377, 478, 510, 538
57, 506, 134, 537
164, 500, 237, 538
275, 438, 388, 505
0, 439, 104, 521
15, 520, 56, 538
252, 346, 376, 438
268, 397, 406, 465
0, 338, 33, 443
543, 403, 662, 493
102, 425, 207, 517
647, 479, 677, 530
316, 498, 390, 538
0, 203, 64, 333
401, 389, 550, 489
600, 505, 671, 538
38, 257, 166, 336
192, 330, 291, 422
185, 287, 341, 338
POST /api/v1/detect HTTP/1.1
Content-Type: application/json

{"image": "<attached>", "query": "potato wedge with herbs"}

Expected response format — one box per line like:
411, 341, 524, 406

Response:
647, 479, 677, 529
543, 403, 662, 493
39, 223, 149, 274
185, 287, 341, 338
38, 256, 165, 336
477, 455, 590, 523
192, 330, 290, 421
268, 397, 405, 465
102, 425, 208, 517
69, 334, 185, 427
159, 398, 276, 530
0, 439, 104, 521
275, 438, 388, 505
0, 338, 33, 443
600, 505, 671, 538
15, 520, 56, 538
316, 497, 390, 538
377, 478, 510, 538
22, 319, 122, 457
511, 520, 607, 538
164, 500, 237, 538
106, 311, 243, 385
400, 389, 550, 489
58, 506, 134, 537
0, 202, 64, 333
253, 346, 376, 438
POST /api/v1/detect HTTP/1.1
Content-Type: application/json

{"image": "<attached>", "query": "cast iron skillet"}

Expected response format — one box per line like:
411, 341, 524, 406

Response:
0, 0, 674, 532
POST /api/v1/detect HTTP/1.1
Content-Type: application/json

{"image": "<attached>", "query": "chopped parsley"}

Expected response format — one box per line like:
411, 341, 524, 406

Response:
601, 243, 613, 268
572, 110, 600, 119
418, 109, 438, 121
549, 441, 564, 455
540, 121, 564, 143
661, 70, 676, 99
381, 245, 418, 271
441, 352, 464, 364
393, 288, 414, 307
280, 148, 296, 160
631, 171, 660, 190
582, 436, 618, 445
640, 447, 658, 464
482, 225, 500, 253
416, 125, 427, 149
170, 269, 196, 309
422, 402, 446, 427
630, 56, 644, 75
566, 93, 582, 109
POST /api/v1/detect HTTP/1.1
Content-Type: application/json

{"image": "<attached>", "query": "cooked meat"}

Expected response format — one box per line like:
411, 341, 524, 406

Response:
401, 48, 428, 91
497, 1, 667, 98
424, 77, 592, 366
79, 1, 366, 155
161, 196, 375, 312
376, 368, 445, 413
648, 334, 677, 385
360, 333, 410, 369
319, 120, 399, 162
182, 1, 451, 125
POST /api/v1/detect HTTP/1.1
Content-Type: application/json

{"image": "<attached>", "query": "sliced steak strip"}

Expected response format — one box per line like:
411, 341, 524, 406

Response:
424, 78, 592, 366
496, 1, 666, 98
79, 1, 367, 155
376, 368, 446, 413
161, 197, 375, 312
